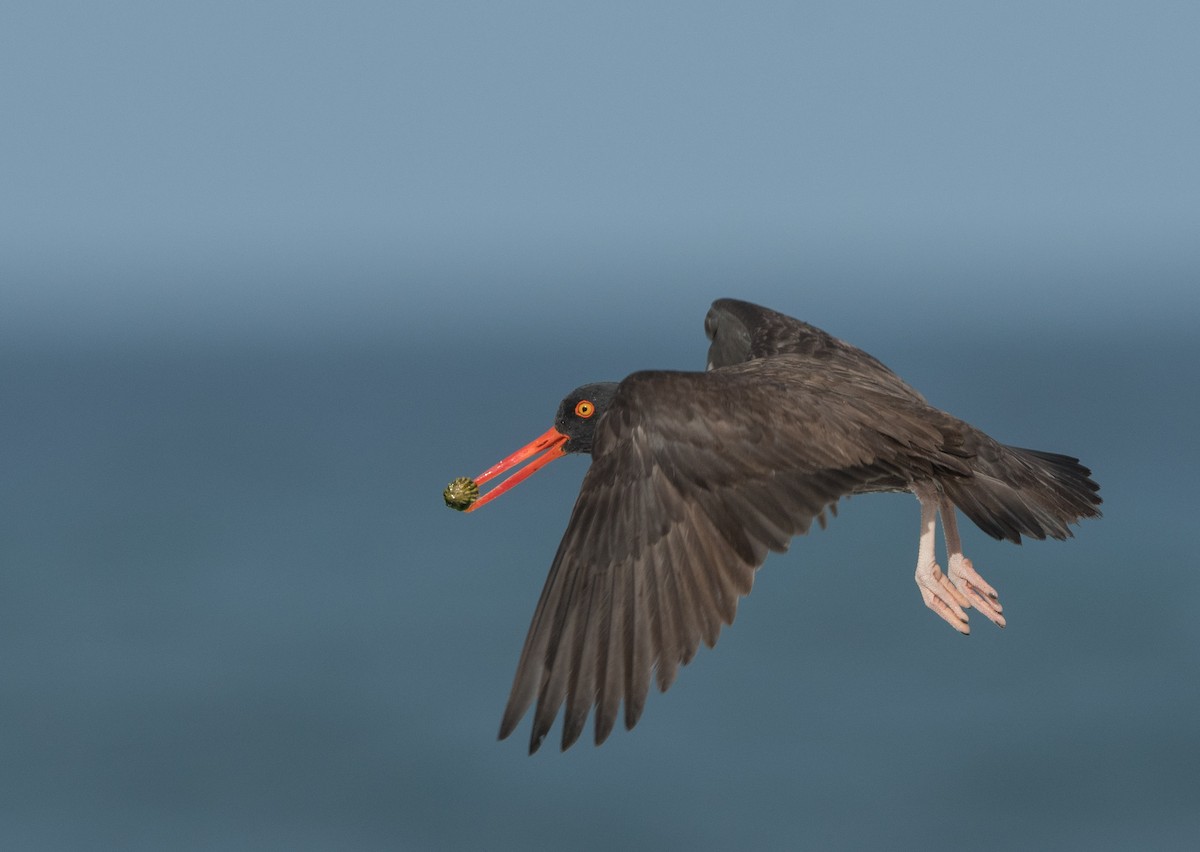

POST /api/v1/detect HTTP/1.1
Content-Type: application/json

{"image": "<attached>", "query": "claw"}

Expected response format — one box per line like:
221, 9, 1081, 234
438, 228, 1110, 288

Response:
949, 555, 1006, 628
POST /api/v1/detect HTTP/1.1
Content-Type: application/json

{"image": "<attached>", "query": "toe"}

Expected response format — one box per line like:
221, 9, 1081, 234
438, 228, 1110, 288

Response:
938, 570, 971, 609
917, 565, 971, 634
948, 557, 1005, 628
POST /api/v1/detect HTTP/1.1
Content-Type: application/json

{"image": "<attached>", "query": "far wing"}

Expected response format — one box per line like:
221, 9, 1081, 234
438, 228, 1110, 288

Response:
704, 298, 926, 402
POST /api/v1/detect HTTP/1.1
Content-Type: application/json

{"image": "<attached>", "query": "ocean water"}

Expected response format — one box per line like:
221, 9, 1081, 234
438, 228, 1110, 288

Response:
1, 327, 1197, 850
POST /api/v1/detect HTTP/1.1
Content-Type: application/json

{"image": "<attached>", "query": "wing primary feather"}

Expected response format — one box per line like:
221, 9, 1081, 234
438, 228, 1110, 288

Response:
661, 522, 702, 666
621, 539, 641, 730
676, 510, 733, 643
498, 544, 574, 742
633, 476, 669, 686
588, 561, 615, 746
647, 536, 680, 692
594, 547, 626, 746
561, 562, 603, 751
689, 507, 743, 626
624, 562, 654, 732
528, 531, 593, 753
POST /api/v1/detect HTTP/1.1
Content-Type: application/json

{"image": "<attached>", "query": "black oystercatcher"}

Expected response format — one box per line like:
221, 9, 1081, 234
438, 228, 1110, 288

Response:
445, 298, 1101, 753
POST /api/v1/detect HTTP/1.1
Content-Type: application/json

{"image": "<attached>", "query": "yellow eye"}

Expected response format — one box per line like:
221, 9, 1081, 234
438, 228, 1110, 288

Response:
574, 400, 595, 418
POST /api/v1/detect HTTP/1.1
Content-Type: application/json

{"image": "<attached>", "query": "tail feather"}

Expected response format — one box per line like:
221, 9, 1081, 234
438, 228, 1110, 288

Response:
942, 445, 1102, 544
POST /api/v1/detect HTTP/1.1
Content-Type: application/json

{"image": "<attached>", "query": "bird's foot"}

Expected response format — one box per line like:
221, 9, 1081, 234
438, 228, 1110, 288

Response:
915, 562, 971, 634
948, 555, 1005, 628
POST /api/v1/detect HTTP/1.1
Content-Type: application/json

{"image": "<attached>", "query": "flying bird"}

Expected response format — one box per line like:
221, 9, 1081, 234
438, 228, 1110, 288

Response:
445, 298, 1101, 754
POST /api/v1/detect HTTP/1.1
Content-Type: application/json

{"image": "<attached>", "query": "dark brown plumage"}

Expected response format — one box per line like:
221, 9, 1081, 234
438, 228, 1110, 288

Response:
455, 298, 1101, 754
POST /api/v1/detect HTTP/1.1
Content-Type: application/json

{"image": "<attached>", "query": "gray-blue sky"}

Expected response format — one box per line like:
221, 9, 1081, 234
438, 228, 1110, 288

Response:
4, 7, 1200, 847
3, 1, 1198, 342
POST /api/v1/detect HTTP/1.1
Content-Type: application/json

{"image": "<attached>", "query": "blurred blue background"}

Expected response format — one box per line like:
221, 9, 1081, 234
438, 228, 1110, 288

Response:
2, 2, 1198, 849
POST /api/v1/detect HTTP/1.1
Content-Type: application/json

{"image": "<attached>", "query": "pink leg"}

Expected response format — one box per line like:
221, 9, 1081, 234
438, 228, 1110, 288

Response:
912, 484, 971, 634
939, 495, 1006, 628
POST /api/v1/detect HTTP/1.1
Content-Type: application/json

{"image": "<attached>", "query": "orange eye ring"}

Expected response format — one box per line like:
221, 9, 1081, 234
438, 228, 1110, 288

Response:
574, 400, 595, 418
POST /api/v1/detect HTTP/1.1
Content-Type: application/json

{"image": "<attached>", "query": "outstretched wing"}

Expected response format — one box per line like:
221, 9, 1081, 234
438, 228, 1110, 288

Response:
704, 298, 925, 402
498, 357, 967, 753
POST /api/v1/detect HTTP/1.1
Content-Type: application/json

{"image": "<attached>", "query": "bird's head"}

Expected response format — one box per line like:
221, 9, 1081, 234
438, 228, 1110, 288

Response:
553, 382, 620, 454
443, 381, 619, 512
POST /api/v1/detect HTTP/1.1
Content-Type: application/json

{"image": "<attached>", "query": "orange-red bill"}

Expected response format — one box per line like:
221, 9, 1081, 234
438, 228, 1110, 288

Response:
467, 426, 569, 512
